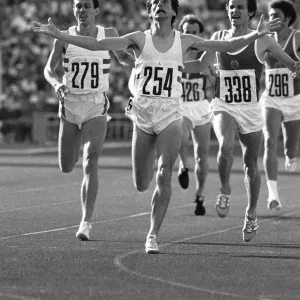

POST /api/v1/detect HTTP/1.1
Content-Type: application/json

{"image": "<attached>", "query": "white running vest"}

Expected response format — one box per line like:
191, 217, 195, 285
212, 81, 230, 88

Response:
62, 26, 110, 94
134, 30, 183, 99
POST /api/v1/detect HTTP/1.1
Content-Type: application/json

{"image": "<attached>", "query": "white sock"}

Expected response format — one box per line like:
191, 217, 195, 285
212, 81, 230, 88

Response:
267, 180, 279, 200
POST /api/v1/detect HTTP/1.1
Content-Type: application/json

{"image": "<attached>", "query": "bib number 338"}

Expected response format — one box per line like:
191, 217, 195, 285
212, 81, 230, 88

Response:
224, 75, 252, 103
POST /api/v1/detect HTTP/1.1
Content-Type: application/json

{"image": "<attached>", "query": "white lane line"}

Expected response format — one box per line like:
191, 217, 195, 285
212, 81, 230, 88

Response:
16, 182, 79, 193
113, 208, 300, 298
0, 292, 40, 300
0, 203, 194, 241
0, 200, 78, 213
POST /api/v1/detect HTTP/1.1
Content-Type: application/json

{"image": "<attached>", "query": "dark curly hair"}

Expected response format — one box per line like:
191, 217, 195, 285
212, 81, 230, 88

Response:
146, 0, 179, 26
268, 0, 297, 27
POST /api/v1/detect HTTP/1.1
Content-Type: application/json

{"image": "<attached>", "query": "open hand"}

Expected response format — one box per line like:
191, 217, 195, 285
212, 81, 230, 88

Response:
256, 14, 281, 36
291, 61, 300, 78
28, 18, 60, 39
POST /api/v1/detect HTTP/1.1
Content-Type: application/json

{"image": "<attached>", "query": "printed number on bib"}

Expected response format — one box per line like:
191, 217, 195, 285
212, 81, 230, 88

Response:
265, 68, 294, 98
268, 74, 289, 97
142, 66, 173, 97
224, 76, 251, 103
182, 78, 205, 102
72, 62, 99, 89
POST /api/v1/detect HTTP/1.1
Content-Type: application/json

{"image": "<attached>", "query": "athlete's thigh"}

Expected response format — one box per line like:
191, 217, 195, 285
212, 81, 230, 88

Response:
132, 124, 156, 178
156, 119, 182, 167
282, 119, 300, 148
59, 118, 82, 165
213, 111, 237, 143
81, 116, 107, 157
262, 107, 282, 139
191, 122, 211, 156
238, 130, 262, 162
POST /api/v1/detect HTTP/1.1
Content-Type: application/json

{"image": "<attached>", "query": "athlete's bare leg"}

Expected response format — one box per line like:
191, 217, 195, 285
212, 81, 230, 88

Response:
147, 119, 182, 237
262, 107, 282, 181
178, 117, 192, 170
191, 122, 211, 197
213, 111, 237, 195
58, 117, 82, 173
80, 116, 107, 223
282, 119, 300, 160
238, 130, 262, 219
131, 125, 157, 192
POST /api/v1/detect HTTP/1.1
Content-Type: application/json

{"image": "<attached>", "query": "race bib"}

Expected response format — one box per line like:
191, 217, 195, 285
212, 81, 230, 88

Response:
265, 68, 294, 98
219, 69, 257, 104
181, 77, 205, 102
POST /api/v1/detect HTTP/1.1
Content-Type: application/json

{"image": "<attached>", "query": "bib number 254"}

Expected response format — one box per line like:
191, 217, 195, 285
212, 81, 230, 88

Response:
142, 66, 173, 97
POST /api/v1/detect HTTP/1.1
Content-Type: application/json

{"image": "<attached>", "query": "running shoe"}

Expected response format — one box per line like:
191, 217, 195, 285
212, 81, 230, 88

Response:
267, 198, 282, 211
145, 235, 159, 254
76, 221, 92, 241
285, 157, 297, 172
242, 215, 258, 242
178, 167, 189, 189
215, 194, 231, 218
194, 196, 206, 216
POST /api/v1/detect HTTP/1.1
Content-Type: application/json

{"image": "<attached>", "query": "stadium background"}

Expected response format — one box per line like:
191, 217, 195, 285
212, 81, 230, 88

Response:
0, 0, 299, 144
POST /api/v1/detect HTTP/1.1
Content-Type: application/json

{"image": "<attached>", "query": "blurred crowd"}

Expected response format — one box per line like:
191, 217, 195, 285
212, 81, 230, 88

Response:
0, 0, 299, 143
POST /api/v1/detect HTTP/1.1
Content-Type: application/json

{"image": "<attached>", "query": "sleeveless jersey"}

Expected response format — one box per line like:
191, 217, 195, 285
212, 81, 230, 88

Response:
264, 30, 300, 98
62, 26, 110, 94
181, 52, 207, 102
134, 30, 183, 99
215, 30, 264, 105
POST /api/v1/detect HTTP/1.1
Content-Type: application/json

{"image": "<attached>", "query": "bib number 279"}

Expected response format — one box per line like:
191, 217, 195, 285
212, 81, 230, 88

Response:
142, 66, 173, 97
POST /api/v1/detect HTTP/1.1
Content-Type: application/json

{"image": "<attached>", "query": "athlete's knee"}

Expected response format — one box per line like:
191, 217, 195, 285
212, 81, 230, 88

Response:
244, 162, 259, 178
195, 151, 208, 165
82, 151, 100, 175
156, 166, 172, 190
219, 139, 234, 157
264, 135, 277, 150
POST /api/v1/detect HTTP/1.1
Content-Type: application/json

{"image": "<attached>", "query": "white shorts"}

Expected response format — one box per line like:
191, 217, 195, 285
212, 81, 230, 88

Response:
58, 92, 110, 129
125, 96, 182, 135
181, 100, 211, 129
261, 93, 300, 123
210, 97, 263, 134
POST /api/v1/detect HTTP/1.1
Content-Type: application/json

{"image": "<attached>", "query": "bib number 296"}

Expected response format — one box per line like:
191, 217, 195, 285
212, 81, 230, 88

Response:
142, 66, 173, 97
268, 73, 289, 97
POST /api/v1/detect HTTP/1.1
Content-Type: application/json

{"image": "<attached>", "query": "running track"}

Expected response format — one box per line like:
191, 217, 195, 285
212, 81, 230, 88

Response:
0, 143, 300, 300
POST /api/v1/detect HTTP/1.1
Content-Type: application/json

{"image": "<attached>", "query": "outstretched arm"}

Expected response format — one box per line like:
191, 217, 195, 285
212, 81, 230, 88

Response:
107, 27, 135, 68
29, 18, 134, 51
187, 15, 281, 53
264, 35, 300, 75
183, 32, 218, 73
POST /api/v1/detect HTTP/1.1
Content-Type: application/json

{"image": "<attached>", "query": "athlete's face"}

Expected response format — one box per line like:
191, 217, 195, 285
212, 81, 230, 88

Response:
268, 8, 290, 32
149, 0, 175, 22
73, 0, 98, 26
181, 23, 201, 36
227, 0, 250, 26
